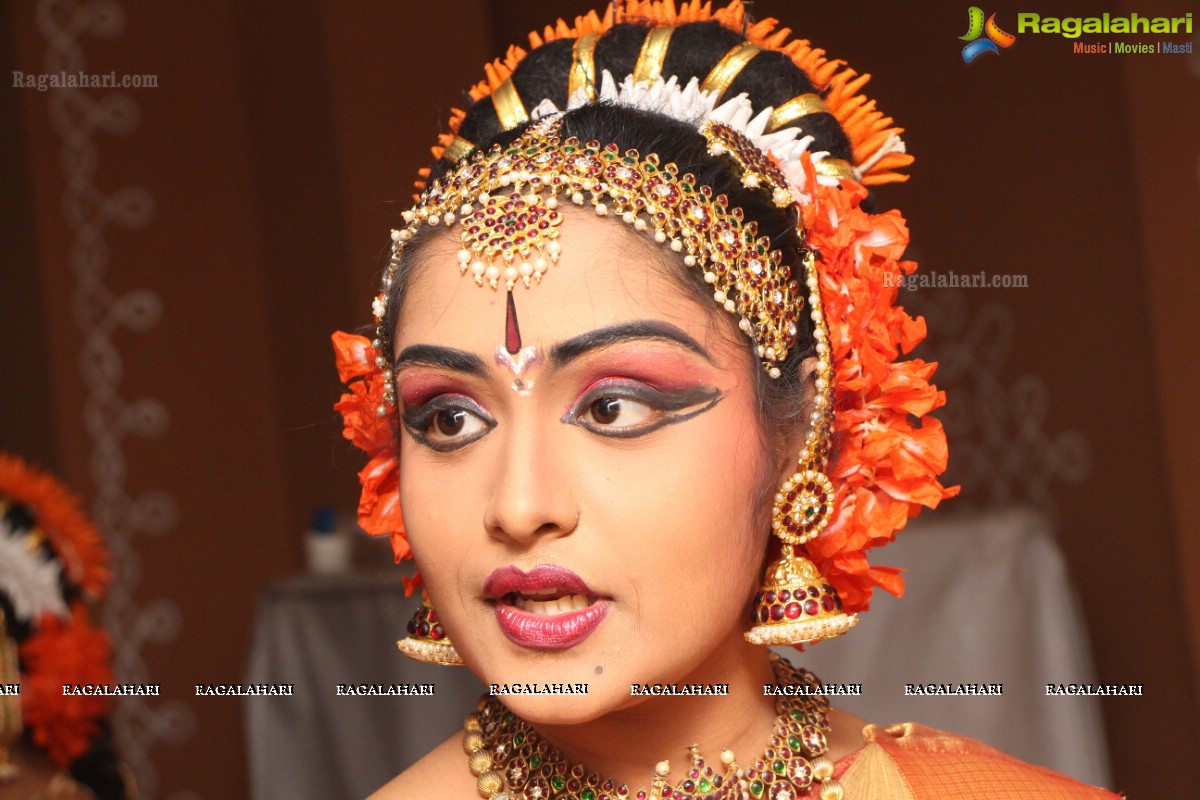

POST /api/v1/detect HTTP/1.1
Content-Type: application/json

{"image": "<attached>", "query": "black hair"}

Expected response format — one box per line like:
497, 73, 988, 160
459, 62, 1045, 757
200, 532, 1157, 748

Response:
388, 18, 858, 457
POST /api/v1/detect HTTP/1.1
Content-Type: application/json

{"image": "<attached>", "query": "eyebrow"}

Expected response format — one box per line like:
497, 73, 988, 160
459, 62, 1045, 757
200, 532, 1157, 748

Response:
393, 344, 488, 375
550, 320, 715, 367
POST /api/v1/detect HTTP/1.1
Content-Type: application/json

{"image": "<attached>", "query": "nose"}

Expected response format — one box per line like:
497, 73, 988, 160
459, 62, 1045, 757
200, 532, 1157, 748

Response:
483, 422, 578, 547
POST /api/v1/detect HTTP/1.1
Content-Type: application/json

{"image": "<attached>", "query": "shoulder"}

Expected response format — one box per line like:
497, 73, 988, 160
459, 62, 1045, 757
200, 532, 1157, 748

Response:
839, 723, 1123, 799
366, 732, 476, 800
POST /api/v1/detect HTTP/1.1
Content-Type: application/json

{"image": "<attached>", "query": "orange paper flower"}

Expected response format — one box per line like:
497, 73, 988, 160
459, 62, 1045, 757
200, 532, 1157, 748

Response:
331, 331, 419, 593
803, 173, 959, 613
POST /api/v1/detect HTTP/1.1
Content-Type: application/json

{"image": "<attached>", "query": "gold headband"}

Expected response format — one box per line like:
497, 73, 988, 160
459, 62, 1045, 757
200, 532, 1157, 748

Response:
569, 33, 599, 101
767, 93, 831, 133
633, 27, 674, 83
701, 42, 762, 101
382, 115, 803, 384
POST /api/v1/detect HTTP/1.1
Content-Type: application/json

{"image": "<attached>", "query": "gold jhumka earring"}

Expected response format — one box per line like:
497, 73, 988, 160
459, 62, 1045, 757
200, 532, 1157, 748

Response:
744, 249, 858, 647
696, 116, 860, 647
397, 600, 464, 666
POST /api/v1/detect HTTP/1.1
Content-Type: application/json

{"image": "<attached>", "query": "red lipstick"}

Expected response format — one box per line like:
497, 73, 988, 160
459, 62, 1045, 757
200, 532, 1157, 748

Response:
484, 565, 611, 651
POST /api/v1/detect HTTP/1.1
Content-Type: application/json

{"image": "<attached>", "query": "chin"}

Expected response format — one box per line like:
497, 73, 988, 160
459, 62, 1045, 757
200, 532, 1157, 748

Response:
498, 691, 620, 726
458, 633, 641, 724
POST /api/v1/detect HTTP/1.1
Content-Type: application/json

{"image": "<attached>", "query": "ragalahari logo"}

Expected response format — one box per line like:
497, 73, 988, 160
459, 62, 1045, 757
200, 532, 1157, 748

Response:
960, 7, 1017, 62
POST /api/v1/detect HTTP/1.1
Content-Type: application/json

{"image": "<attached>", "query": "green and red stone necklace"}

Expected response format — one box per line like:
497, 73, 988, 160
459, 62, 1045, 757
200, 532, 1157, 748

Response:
464, 654, 845, 800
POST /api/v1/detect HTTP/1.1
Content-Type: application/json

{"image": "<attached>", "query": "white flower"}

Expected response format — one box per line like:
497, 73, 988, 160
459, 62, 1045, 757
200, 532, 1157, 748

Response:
0, 519, 70, 624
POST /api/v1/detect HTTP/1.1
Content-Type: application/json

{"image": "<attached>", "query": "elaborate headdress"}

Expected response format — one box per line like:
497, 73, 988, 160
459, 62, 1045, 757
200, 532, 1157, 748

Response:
0, 453, 131, 797
334, 0, 956, 626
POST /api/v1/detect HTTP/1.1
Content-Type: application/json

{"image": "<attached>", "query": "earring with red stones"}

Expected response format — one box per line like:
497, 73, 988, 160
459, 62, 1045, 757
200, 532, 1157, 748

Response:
746, 247, 857, 646
746, 464, 858, 646
397, 600, 463, 666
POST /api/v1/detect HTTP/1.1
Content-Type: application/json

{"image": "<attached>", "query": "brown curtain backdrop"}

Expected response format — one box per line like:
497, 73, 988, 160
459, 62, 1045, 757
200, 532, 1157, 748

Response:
4, 0, 1197, 796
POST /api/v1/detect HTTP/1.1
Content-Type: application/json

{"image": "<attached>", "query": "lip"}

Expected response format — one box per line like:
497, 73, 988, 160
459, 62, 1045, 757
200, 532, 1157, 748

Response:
484, 565, 611, 651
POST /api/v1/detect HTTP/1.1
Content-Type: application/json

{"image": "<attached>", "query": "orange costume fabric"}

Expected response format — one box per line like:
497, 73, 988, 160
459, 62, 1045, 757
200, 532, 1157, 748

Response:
818, 724, 1122, 799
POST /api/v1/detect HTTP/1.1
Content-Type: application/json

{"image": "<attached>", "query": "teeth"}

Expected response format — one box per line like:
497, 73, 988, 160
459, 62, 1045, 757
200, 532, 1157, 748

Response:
514, 593, 592, 615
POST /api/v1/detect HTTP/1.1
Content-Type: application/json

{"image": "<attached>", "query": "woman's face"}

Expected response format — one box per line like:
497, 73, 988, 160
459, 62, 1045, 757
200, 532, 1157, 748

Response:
394, 211, 774, 722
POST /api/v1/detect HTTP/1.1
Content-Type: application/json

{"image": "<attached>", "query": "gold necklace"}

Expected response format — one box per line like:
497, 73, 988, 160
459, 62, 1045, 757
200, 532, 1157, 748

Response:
464, 654, 845, 800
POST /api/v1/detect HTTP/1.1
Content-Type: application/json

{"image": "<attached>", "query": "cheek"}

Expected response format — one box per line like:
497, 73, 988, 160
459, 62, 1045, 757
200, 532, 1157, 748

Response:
580, 395, 769, 622
396, 441, 473, 592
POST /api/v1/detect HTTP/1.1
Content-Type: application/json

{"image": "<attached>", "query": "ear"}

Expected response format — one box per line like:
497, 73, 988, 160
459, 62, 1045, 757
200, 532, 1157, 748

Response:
772, 355, 822, 487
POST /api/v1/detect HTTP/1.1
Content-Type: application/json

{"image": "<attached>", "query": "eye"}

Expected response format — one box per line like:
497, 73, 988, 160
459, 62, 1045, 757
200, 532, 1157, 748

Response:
565, 379, 722, 439
432, 409, 468, 436
424, 406, 489, 443
586, 396, 653, 428
402, 394, 494, 452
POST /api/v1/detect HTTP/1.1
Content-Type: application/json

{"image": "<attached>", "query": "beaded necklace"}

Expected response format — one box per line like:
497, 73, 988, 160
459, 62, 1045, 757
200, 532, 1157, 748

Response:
464, 654, 845, 800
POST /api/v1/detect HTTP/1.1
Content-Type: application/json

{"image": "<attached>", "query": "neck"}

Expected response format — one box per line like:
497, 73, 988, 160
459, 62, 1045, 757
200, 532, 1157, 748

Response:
529, 635, 780, 791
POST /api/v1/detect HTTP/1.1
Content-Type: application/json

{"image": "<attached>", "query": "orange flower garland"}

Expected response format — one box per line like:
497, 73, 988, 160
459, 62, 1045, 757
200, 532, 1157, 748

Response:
18, 605, 113, 766
800, 165, 958, 613
332, 332, 420, 594
334, 0, 957, 613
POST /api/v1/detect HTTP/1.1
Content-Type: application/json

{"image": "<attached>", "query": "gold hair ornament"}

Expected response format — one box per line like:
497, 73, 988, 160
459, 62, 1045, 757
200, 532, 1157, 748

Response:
443, 136, 475, 164
492, 78, 529, 130
700, 42, 762, 100
633, 26, 674, 83
700, 120, 793, 207
569, 33, 600, 100
814, 158, 853, 182
767, 93, 831, 133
